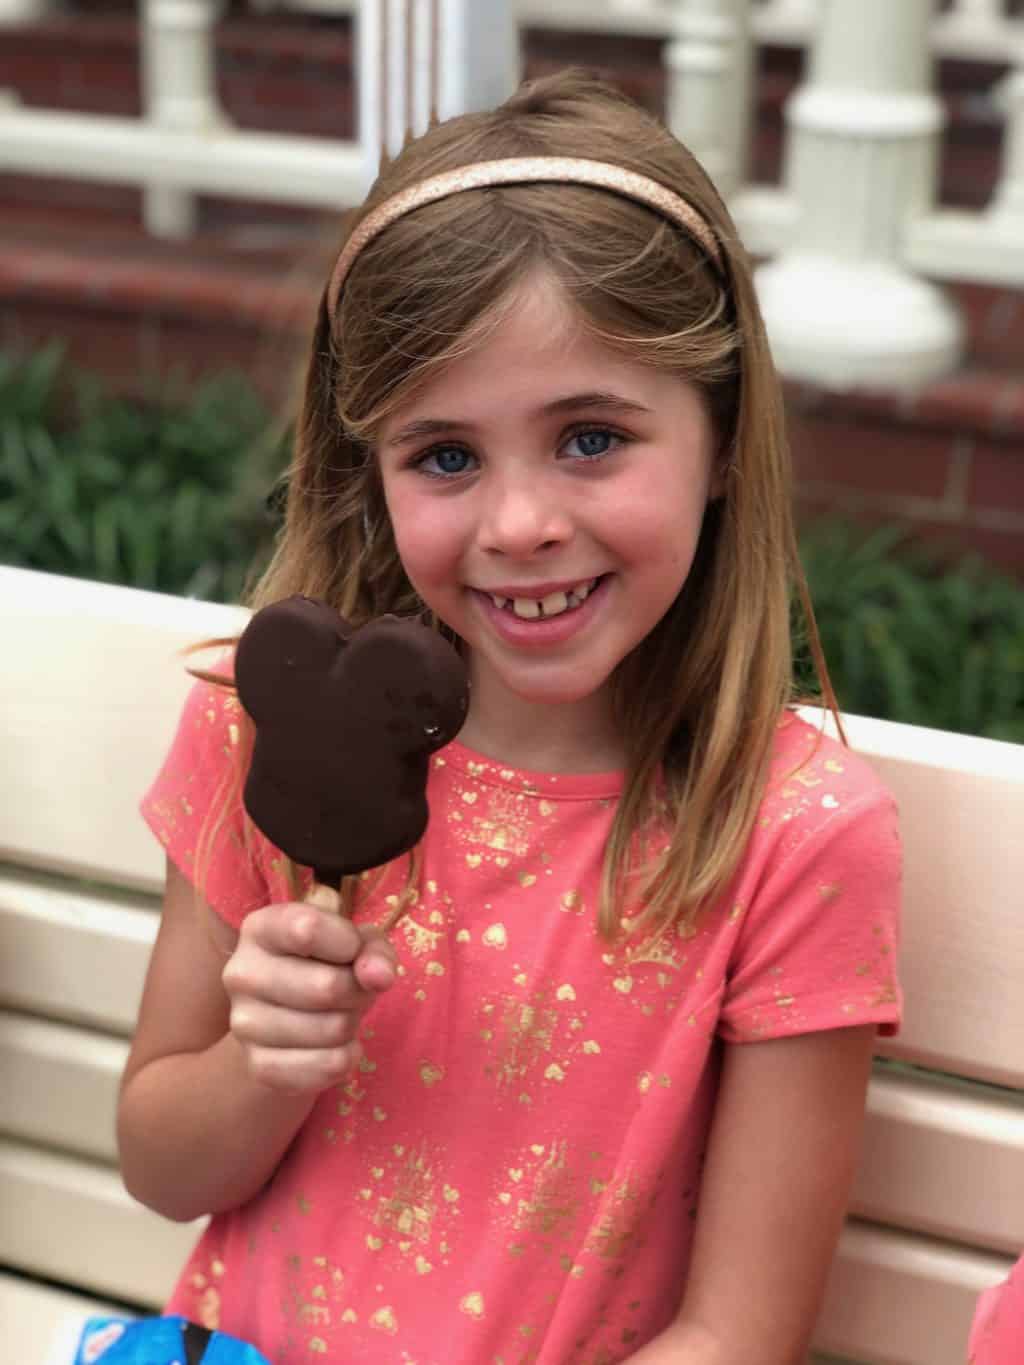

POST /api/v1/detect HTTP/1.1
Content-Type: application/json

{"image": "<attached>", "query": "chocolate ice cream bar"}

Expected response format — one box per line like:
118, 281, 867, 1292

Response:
234, 596, 468, 892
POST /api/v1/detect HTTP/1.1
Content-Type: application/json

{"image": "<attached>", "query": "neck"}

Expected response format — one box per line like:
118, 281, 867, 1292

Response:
456, 665, 625, 775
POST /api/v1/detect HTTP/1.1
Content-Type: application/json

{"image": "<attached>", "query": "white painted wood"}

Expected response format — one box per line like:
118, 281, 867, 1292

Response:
817, 1221, 1014, 1365
665, 0, 754, 200
0, 0, 57, 19
0, 106, 366, 207
141, 0, 228, 238
855, 1070, 1024, 1256
989, 60, 1024, 229
1, 1272, 126, 1365
905, 206, 1024, 287
0, 1142, 1013, 1365
755, 0, 963, 390
950, 0, 1007, 19
0, 0, 58, 19
802, 708, 1024, 1092
5, 999, 1020, 1264
253, 0, 1021, 64
0, 568, 248, 892
0, 873, 157, 1033
358, 0, 517, 167
0, 1012, 127, 1164
435, 0, 519, 123
934, 0, 1014, 56
0, 1138, 201, 1308
753, 0, 818, 40
906, 41, 1024, 283
2, 572, 1021, 1363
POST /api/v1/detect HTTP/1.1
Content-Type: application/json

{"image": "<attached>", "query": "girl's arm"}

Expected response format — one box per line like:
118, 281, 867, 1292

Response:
626, 1024, 876, 1365
117, 858, 395, 1223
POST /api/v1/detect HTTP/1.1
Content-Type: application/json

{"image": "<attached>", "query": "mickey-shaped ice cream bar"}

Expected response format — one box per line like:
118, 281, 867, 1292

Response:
234, 596, 469, 895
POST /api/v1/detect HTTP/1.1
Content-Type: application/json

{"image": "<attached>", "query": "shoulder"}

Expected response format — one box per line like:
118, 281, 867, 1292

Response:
768, 710, 891, 803
744, 709, 901, 883
765, 710, 897, 823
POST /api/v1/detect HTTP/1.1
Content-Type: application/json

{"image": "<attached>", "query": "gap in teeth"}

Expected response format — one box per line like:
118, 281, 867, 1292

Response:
491, 578, 597, 620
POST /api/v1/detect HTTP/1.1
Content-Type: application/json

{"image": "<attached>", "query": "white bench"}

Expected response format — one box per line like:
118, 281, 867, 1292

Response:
1, 564, 1021, 1365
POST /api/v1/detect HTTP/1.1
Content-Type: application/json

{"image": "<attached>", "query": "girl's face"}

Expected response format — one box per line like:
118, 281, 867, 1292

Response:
376, 276, 717, 731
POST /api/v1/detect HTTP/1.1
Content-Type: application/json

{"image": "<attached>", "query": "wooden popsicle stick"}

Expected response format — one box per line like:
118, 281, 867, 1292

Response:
305, 883, 342, 915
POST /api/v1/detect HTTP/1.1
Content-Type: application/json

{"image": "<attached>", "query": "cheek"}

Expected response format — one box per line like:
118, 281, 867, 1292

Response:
385, 492, 463, 591
624, 486, 707, 562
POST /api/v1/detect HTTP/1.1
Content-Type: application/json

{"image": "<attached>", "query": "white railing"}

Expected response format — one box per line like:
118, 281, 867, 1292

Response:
0, 0, 517, 236
0, 0, 1022, 389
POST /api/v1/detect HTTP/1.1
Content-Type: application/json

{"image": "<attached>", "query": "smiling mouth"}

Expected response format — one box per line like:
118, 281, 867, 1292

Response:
485, 577, 601, 621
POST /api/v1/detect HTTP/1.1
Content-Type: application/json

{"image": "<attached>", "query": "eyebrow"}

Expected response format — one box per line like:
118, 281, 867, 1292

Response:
385, 391, 653, 446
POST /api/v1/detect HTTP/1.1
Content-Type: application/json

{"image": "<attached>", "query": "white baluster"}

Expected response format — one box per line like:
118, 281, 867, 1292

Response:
989, 50, 1024, 233
434, 0, 518, 123
0, 0, 60, 21
363, 0, 517, 172
664, 0, 753, 201
142, 0, 228, 237
755, 0, 962, 390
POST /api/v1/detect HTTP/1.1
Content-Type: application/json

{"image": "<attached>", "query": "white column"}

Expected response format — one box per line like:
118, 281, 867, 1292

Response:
360, 0, 518, 174
664, 0, 753, 200
755, 0, 962, 390
434, 0, 518, 124
141, 0, 228, 238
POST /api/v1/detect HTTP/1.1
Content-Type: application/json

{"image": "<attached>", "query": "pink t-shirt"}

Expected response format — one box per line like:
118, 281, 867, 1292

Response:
969, 1256, 1024, 1363
141, 680, 902, 1364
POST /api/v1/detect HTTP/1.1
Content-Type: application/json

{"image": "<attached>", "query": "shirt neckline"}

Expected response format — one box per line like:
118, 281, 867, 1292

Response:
437, 738, 625, 801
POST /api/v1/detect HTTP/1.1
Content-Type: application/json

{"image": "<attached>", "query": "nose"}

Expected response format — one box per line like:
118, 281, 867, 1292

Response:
477, 468, 573, 558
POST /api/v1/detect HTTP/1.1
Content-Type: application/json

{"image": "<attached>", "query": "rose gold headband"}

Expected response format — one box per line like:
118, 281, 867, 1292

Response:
326, 156, 724, 318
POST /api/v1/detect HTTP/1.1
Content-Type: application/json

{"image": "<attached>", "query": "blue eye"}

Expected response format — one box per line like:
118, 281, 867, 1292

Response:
418, 446, 476, 478
564, 428, 622, 461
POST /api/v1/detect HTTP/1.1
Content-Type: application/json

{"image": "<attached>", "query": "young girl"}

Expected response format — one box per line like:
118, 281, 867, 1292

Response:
119, 71, 902, 1365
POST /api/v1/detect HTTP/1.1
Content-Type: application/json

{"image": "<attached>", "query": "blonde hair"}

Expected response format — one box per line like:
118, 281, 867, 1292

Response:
205, 69, 835, 938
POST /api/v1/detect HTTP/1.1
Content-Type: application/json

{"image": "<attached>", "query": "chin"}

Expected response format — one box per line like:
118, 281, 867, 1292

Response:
503, 670, 614, 709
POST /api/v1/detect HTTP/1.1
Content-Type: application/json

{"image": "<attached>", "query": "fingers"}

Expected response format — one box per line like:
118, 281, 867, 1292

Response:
230, 999, 362, 1051
222, 902, 397, 1095
244, 1041, 364, 1094
223, 951, 365, 1014
245, 902, 364, 965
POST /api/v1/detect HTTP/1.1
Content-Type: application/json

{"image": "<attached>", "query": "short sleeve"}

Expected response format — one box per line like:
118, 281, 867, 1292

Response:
140, 676, 286, 928
718, 785, 902, 1043
969, 1255, 1024, 1364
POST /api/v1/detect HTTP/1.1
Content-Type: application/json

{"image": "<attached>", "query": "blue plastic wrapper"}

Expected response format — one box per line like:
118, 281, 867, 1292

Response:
70, 1316, 270, 1365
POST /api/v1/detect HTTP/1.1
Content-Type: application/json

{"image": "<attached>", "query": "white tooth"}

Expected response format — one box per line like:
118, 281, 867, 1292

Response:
490, 594, 508, 609
540, 591, 569, 617
573, 580, 593, 602
513, 598, 542, 619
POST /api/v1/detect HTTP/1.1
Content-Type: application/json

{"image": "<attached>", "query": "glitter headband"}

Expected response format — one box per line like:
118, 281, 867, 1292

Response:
326, 156, 725, 318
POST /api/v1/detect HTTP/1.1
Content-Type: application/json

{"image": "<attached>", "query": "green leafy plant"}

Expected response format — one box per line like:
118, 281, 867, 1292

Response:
0, 346, 288, 602
796, 520, 1024, 743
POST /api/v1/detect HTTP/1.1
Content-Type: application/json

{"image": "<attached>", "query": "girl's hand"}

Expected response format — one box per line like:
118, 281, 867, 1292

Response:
221, 902, 397, 1094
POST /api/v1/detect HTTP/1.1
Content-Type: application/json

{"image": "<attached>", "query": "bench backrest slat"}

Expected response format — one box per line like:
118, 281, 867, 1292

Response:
1, 567, 247, 893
